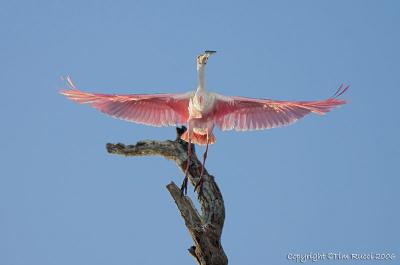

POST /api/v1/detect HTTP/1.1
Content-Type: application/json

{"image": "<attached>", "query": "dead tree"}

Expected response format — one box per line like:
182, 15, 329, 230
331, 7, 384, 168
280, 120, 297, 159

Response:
106, 126, 228, 265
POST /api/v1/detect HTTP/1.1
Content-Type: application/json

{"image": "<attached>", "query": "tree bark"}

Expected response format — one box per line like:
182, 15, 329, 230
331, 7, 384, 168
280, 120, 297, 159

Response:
106, 126, 228, 265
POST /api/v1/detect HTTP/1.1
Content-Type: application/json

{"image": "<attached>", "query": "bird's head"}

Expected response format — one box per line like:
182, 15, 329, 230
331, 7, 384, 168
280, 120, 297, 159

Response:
197, 50, 216, 69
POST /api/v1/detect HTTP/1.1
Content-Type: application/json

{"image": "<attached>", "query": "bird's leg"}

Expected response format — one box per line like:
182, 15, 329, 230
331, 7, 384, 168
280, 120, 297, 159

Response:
181, 129, 192, 196
195, 132, 209, 193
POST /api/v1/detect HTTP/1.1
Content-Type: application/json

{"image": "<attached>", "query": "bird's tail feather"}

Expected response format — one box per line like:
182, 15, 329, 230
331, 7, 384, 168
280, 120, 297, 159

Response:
181, 131, 216, 145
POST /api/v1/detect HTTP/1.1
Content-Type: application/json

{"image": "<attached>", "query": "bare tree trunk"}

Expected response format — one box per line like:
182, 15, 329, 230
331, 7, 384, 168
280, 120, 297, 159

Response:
106, 126, 228, 265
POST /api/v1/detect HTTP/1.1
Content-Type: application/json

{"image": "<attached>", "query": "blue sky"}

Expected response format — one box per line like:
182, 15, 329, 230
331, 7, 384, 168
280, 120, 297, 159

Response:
1, 1, 399, 264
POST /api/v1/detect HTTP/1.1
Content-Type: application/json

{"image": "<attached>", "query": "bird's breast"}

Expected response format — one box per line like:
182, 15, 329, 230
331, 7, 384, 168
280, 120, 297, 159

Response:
189, 93, 216, 118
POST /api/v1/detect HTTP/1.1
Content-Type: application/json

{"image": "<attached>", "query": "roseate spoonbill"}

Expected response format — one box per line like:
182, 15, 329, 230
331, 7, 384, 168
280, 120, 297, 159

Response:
60, 51, 348, 194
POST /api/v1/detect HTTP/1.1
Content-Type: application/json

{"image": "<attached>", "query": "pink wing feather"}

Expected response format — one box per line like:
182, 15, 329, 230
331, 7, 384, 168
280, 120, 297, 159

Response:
213, 84, 349, 131
60, 77, 192, 127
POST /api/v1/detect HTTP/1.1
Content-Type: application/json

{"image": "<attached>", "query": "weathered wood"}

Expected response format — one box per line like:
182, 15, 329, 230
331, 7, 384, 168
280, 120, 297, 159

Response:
106, 127, 228, 265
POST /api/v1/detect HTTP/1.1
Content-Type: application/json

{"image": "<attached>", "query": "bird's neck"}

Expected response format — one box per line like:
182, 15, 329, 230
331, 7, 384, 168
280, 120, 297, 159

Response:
196, 64, 206, 94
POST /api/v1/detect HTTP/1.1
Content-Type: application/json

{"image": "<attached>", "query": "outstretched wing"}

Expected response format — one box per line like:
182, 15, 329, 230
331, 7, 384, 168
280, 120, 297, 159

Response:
213, 85, 349, 131
60, 77, 192, 127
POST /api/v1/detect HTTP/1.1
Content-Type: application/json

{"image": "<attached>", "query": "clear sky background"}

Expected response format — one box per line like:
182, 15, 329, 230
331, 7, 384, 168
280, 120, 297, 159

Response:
1, 1, 399, 265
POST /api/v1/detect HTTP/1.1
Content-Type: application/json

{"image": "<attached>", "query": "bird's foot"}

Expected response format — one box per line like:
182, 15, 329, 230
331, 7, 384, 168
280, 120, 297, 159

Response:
180, 176, 188, 196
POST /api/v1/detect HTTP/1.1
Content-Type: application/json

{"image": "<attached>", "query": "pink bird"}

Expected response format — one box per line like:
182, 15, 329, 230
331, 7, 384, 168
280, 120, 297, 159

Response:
61, 51, 348, 194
